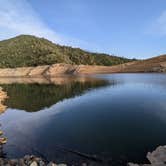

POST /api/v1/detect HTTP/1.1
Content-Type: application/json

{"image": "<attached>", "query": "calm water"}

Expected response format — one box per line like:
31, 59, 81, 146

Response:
1, 74, 166, 165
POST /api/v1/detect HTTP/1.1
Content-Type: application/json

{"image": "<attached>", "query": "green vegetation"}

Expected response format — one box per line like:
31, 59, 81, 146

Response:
0, 35, 134, 68
1, 79, 109, 112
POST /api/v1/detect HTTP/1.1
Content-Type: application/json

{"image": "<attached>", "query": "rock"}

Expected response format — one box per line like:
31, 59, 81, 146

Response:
39, 160, 46, 166
30, 161, 38, 166
24, 155, 31, 165
19, 158, 26, 166
47, 162, 58, 166
82, 163, 87, 166
128, 145, 166, 166
24, 155, 31, 160
9, 159, 18, 165
34, 158, 41, 163
128, 163, 141, 166
147, 146, 166, 165
0, 137, 7, 144
0, 159, 4, 166
0, 155, 69, 166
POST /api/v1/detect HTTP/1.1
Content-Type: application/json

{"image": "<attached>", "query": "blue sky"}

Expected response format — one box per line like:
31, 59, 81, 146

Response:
0, 0, 166, 59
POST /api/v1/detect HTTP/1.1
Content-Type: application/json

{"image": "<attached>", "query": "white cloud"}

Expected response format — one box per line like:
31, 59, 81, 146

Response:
0, 0, 104, 53
0, 0, 63, 42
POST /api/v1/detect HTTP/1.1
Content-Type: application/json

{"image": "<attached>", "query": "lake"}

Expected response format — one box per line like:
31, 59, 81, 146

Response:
0, 74, 166, 165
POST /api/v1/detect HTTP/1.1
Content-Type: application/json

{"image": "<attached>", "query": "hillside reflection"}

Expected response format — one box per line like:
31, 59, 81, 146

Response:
0, 76, 110, 112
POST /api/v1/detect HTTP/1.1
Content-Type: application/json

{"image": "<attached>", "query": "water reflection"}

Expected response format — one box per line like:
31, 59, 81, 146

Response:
0, 88, 8, 158
0, 75, 111, 165
1, 74, 166, 165
0, 76, 110, 112
0, 75, 107, 85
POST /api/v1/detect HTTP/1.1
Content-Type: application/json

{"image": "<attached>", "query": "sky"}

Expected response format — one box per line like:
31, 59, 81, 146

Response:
0, 0, 166, 59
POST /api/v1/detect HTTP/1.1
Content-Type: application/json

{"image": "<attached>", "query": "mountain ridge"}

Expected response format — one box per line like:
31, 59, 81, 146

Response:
0, 35, 133, 68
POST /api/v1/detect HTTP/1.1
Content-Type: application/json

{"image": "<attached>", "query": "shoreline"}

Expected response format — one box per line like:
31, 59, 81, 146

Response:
0, 63, 130, 77
0, 155, 67, 166
0, 87, 8, 114
0, 145, 165, 166
0, 57, 165, 77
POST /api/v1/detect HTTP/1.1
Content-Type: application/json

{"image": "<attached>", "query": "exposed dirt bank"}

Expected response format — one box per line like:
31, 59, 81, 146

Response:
0, 63, 124, 77
0, 55, 166, 77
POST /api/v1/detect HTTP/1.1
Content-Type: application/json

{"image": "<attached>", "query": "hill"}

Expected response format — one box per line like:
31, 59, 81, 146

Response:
0, 35, 133, 68
116, 54, 166, 73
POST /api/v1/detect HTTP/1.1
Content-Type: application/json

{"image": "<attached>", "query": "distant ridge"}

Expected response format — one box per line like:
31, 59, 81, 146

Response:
0, 35, 133, 68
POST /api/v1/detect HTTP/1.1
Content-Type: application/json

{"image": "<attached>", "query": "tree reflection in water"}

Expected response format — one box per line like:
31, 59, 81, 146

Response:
0, 88, 8, 158
0, 76, 110, 112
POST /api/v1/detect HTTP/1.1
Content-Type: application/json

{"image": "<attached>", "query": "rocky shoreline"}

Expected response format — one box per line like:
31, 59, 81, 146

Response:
0, 146, 165, 166
0, 155, 67, 166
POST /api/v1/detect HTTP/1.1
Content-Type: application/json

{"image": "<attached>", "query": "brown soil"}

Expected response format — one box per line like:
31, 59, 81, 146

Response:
0, 55, 165, 77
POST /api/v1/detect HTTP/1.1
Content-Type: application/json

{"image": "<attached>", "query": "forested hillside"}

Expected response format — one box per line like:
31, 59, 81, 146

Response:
0, 35, 133, 68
